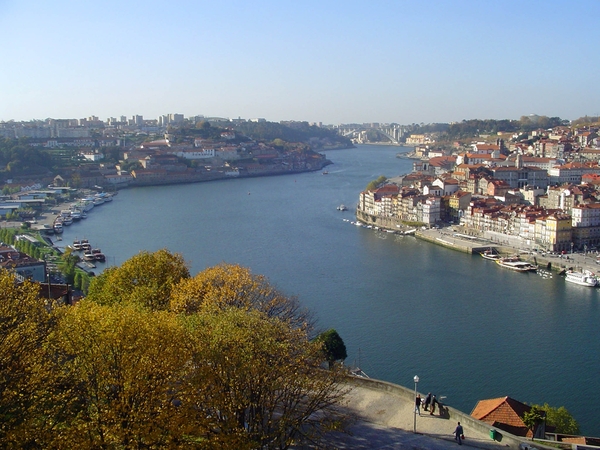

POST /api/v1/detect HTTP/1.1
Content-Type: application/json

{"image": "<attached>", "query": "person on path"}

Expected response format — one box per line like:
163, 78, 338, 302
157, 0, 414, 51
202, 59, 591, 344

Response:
415, 394, 422, 415
430, 394, 437, 415
423, 392, 432, 411
454, 422, 464, 445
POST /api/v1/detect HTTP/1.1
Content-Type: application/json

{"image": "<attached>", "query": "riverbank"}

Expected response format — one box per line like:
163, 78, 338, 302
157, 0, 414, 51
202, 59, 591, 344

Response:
120, 159, 333, 188
354, 207, 598, 276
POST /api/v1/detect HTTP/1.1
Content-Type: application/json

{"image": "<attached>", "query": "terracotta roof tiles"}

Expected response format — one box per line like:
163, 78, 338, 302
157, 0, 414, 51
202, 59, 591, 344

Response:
471, 396, 534, 438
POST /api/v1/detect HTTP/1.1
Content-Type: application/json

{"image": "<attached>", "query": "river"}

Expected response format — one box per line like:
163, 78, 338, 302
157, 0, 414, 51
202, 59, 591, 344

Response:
58, 144, 600, 436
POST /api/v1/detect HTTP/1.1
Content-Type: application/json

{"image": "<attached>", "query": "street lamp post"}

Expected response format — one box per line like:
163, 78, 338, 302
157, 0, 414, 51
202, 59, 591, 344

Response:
413, 375, 419, 433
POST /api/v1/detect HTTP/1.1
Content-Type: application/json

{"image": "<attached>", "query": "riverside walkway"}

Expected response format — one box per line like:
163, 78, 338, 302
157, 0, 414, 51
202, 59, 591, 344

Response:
310, 376, 537, 450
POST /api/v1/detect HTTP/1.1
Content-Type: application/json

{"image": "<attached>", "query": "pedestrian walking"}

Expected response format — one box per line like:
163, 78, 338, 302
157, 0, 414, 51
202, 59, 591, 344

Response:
414, 394, 421, 415
429, 394, 437, 415
423, 392, 431, 411
454, 422, 464, 445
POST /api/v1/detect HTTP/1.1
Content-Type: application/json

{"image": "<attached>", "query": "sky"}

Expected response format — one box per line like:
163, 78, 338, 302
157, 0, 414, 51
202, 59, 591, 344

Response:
1, 0, 599, 125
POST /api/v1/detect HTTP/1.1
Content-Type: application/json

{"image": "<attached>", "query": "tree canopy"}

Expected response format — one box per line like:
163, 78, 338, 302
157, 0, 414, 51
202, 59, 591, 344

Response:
532, 403, 580, 435
315, 328, 348, 367
0, 250, 347, 449
0, 138, 53, 179
170, 263, 314, 331
0, 272, 53, 446
86, 248, 190, 310
366, 175, 387, 191
232, 121, 352, 148
523, 405, 545, 439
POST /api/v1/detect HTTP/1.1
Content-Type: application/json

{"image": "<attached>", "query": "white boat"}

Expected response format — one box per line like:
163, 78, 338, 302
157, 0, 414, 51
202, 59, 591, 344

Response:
80, 198, 95, 211
495, 257, 537, 272
337, 204, 348, 211
480, 249, 501, 261
83, 252, 95, 262
69, 208, 82, 221
565, 270, 598, 287
93, 195, 105, 206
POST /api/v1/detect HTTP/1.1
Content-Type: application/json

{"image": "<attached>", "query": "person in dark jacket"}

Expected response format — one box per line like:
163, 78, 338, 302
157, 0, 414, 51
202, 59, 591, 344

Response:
430, 394, 438, 415
423, 392, 432, 411
454, 422, 464, 445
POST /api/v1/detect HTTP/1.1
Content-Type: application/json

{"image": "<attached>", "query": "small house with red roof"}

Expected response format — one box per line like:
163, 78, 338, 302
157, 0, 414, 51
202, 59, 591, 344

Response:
471, 396, 545, 439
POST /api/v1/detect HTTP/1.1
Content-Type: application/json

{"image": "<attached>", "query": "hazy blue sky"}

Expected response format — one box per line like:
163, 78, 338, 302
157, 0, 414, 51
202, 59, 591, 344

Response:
1, 0, 598, 124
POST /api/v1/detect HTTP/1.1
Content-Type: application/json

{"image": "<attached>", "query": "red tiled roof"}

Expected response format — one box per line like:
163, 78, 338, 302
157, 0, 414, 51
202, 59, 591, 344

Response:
471, 396, 533, 437
474, 144, 500, 151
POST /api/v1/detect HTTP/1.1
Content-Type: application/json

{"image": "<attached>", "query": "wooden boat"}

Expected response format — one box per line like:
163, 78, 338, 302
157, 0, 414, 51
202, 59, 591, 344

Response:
480, 249, 501, 261
92, 248, 106, 262
495, 256, 537, 272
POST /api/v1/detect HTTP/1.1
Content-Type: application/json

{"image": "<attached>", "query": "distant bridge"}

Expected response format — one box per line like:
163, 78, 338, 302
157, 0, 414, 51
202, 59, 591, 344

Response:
336, 124, 407, 145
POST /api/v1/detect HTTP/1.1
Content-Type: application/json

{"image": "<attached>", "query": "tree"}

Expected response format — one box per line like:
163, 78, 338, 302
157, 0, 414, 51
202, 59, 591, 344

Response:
57, 247, 80, 285
0, 270, 53, 446
315, 329, 347, 368
523, 405, 545, 440
184, 308, 347, 450
532, 403, 579, 435
170, 263, 314, 331
366, 175, 387, 191
0, 253, 349, 449
86, 249, 189, 311
40, 301, 207, 449
73, 271, 82, 290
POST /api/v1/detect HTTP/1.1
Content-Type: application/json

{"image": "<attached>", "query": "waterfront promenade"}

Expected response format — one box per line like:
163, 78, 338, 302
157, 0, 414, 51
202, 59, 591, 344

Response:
312, 376, 531, 449
416, 226, 600, 276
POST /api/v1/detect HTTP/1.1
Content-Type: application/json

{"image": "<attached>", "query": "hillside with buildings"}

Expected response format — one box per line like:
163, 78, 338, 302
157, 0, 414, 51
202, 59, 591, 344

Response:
357, 123, 600, 253
0, 115, 335, 190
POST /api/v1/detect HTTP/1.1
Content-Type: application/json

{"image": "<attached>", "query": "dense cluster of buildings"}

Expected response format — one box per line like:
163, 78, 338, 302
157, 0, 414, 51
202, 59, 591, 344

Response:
1, 115, 331, 189
357, 126, 600, 253
0, 114, 259, 141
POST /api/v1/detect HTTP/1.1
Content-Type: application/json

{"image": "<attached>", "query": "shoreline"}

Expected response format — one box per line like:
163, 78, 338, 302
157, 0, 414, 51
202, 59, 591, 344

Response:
353, 211, 597, 276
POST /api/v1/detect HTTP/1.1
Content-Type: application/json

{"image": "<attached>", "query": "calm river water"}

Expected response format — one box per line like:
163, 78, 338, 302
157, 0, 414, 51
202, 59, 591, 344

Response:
60, 144, 600, 435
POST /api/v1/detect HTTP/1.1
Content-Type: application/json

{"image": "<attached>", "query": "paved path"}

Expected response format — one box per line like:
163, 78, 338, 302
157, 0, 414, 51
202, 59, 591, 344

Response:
300, 378, 521, 449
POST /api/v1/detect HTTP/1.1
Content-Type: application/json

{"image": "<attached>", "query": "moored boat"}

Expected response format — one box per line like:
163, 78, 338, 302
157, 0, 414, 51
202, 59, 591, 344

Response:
565, 270, 599, 287
495, 257, 537, 272
93, 252, 106, 262
83, 251, 95, 262
80, 198, 95, 211
480, 249, 501, 261
70, 209, 82, 221
53, 217, 64, 234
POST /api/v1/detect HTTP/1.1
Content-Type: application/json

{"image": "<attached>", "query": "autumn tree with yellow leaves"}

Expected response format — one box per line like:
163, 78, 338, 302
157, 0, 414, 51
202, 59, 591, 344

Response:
0, 250, 348, 449
0, 271, 53, 446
